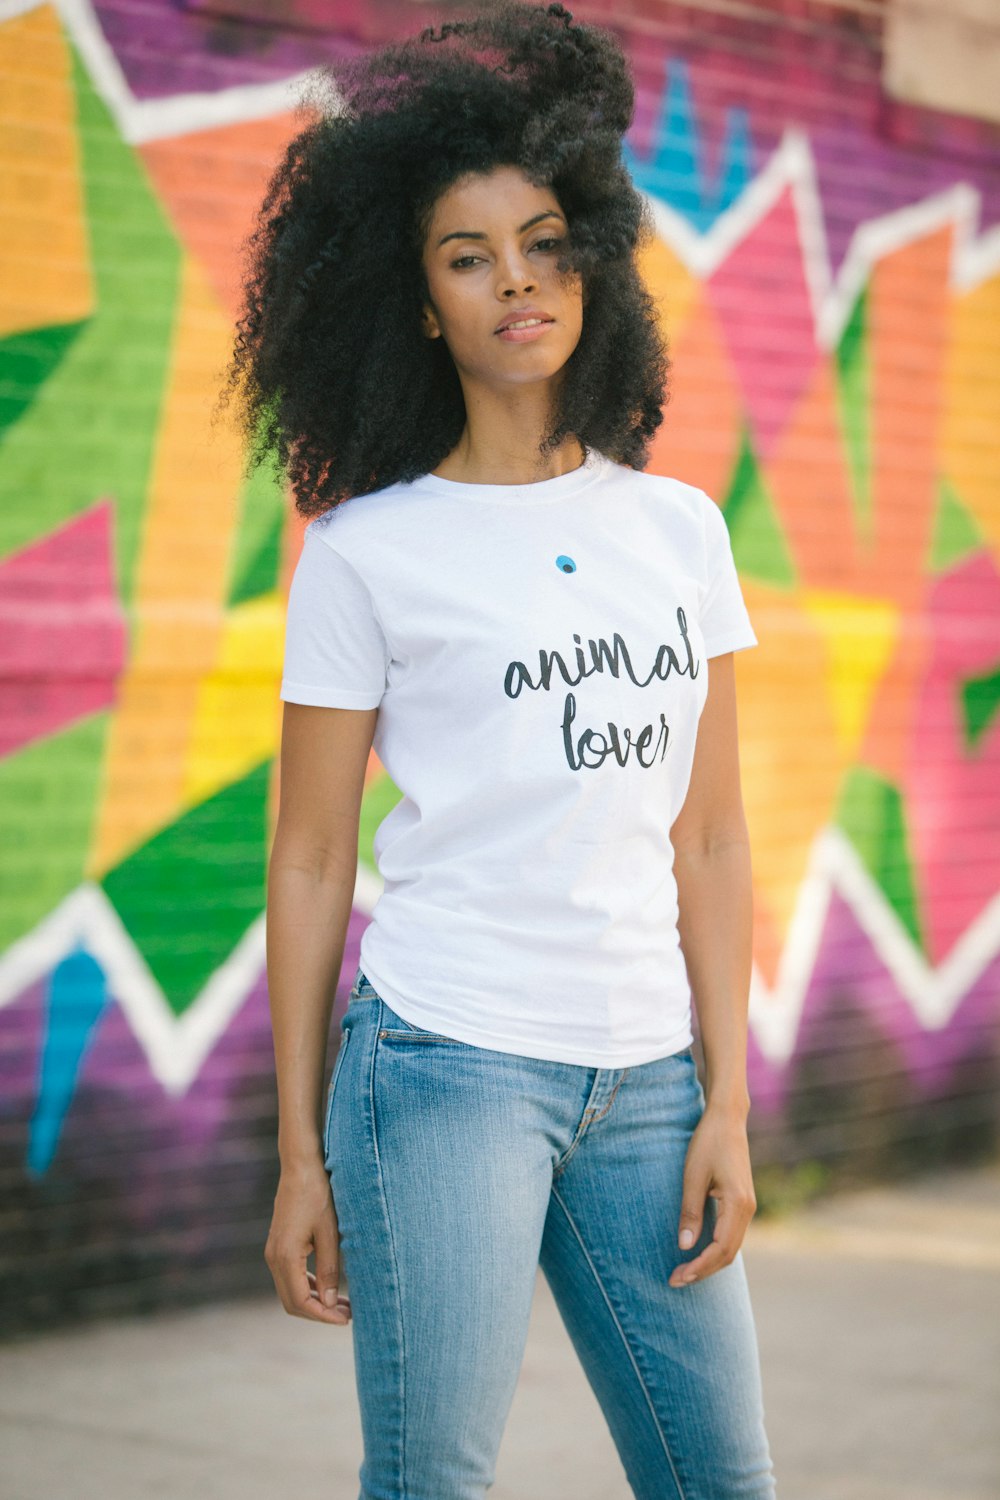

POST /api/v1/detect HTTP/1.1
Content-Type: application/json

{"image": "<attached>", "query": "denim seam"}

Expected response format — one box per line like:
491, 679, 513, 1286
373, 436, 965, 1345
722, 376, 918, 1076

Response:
548, 1182, 689, 1500
323, 1027, 351, 1162
584, 1068, 628, 1125
367, 998, 410, 1498
553, 1070, 628, 1178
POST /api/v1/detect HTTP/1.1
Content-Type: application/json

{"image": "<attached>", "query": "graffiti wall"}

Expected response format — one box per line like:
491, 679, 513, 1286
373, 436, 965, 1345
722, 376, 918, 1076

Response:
2, 0, 998, 1330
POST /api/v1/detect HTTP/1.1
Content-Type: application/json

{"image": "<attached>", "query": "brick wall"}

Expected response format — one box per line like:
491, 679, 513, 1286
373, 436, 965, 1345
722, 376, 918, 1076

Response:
1, 0, 999, 1332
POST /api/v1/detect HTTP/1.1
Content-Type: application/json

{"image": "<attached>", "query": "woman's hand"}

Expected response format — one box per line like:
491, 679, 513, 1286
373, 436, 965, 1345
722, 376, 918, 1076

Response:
264, 1156, 352, 1324
669, 1102, 757, 1288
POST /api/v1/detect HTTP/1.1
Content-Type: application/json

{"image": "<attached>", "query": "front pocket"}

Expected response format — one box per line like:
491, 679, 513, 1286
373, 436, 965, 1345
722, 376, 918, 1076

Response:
323, 1027, 351, 1160
377, 1028, 466, 1044
376, 999, 466, 1045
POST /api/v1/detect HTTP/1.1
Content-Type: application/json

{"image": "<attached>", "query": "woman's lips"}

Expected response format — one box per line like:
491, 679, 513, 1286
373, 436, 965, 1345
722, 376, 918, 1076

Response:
495, 319, 555, 343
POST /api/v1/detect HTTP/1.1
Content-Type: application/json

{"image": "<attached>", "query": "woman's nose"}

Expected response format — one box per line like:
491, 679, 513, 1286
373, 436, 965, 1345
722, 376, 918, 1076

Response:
496, 251, 538, 296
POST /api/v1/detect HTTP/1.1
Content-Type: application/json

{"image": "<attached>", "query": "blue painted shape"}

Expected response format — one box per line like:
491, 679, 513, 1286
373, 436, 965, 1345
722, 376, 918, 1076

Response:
624, 57, 754, 232
27, 946, 110, 1177
555, 554, 577, 573
711, 106, 751, 219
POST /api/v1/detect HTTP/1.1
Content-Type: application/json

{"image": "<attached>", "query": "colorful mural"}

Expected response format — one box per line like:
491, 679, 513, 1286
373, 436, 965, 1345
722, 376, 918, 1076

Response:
1, 0, 999, 1326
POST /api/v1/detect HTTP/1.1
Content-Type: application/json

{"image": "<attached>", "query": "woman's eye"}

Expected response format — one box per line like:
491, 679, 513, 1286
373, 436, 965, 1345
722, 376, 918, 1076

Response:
450, 237, 564, 270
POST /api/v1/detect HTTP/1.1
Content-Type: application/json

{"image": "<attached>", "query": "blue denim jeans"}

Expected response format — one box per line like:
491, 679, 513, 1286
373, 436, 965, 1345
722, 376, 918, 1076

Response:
324, 966, 777, 1500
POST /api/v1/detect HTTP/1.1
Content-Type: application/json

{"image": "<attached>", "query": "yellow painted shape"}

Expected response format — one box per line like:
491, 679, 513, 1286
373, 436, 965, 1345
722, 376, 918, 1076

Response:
939, 270, 1000, 559
184, 592, 285, 808
88, 252, 246, 875
733, 581, 854, 978
799, 588, 901, 758
637, 233, 700, 345
0, 5, 93, 337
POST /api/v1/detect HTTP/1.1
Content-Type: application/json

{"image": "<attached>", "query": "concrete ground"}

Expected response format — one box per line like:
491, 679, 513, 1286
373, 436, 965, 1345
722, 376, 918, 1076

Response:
2, 1157, 998, 1500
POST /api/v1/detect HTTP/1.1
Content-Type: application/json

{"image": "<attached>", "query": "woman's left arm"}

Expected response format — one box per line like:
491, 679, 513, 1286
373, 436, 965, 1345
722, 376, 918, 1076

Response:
667, 649, 757, 1289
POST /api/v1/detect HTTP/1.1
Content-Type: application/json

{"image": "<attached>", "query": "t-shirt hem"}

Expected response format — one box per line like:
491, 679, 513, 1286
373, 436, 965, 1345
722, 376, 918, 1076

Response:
361, 966, 695, 1067
280, 679, 383, 708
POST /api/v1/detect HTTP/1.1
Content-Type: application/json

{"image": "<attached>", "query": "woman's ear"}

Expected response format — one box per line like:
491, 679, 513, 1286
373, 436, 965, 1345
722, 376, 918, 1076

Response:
421, 306, 441, 340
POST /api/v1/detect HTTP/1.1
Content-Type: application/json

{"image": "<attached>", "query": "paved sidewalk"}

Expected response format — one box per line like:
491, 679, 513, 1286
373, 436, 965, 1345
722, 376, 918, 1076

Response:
1, 1157, 998, 1500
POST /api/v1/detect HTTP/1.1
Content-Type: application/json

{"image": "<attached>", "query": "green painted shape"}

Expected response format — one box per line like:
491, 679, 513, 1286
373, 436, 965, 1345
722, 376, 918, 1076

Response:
721, 425, 796, 587
0, 710, 110, 950
228, 459, 285, 606
101, 759, 270, 1016
0, 40, 181, 607
834, 765, 925, 950
358, 771, 404, 875
960, 662, 1000, 750
833, 286, 872, 545
928, 477, 984, 574
0, 320, 86, 441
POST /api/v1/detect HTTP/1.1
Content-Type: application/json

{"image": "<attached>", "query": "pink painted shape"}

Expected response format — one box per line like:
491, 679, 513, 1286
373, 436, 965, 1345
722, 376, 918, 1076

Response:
905, 553, 1000, 964
0, 499, 127, 757
706, 186, 817, 461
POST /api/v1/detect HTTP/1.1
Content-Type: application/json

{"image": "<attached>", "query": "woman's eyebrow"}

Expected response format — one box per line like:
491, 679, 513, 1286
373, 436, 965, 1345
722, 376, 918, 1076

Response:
436, 210, 566, 248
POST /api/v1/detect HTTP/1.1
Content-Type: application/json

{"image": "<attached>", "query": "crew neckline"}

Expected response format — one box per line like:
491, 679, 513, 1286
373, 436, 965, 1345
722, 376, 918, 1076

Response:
407, 446, 610, 504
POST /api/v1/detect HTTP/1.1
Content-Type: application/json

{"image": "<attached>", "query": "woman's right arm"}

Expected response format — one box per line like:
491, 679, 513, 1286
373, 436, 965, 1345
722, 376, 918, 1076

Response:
263, 698, 378, 1325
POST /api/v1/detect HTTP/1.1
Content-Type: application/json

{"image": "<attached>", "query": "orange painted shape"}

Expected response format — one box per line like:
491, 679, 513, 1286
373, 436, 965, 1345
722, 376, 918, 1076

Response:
645, 289, 743, 501
140, 111, 317, 324
938, 270, 1000, 562
0, 5, 93, 337
855, 595, 933, 787
867, 224, 953, 601
763, 357, 860, 591
89, 253, 247, 876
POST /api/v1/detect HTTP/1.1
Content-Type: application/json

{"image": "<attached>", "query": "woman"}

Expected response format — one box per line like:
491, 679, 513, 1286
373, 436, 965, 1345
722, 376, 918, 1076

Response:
220, 3, 777, 1496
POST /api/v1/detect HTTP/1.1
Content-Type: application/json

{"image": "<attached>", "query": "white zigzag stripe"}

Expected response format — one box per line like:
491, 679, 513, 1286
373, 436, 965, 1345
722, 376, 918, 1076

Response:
0, 833, 997, 1091
0, 0, 998, 304
642, 133, 1000, 345
1, 1, 997, 1085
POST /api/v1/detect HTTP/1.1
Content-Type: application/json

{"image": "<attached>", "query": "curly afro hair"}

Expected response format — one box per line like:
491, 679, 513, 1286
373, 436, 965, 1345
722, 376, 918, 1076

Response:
215, 0, 671, 517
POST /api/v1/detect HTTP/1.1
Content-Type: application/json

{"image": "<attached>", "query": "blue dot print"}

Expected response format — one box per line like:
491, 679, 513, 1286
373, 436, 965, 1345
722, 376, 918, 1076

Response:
556, 555, 576, 573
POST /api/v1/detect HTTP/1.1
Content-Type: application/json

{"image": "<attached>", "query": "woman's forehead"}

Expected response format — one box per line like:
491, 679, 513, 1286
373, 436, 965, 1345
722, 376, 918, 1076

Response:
427, 170, 563, 236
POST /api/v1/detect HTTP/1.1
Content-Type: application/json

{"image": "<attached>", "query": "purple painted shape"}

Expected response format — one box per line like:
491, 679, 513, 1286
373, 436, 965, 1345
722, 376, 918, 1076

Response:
3, 904, 996, 1153
87, 3, 1000, 277
627, 26, 1000, 274
0, 914, 369, 1196
809, 122, 1000, 281
742, 886, 1000, 1116
93, 0, 367, 99
0, 975, 46, 1093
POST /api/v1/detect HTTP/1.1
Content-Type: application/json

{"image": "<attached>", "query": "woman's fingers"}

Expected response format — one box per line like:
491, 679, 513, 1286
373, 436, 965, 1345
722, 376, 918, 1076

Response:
264, 1169, 353, 1324
669, 1189, 756, 1287
307, 1268, 352, 1321
313, 1208, 352, 1320
272, 1239, 351, 1324
669, 1110, 758, 1288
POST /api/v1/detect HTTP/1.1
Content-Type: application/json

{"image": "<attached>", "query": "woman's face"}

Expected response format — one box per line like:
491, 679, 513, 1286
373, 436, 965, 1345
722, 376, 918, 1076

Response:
419, 165, 584, 389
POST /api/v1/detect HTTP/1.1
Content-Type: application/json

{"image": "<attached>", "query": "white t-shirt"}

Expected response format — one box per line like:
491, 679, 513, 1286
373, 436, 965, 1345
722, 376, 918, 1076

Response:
279, 447, 758, 1066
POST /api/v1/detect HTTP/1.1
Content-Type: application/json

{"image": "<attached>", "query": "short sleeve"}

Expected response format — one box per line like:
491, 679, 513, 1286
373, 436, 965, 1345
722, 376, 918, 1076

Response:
699, 491, 758, 658
279, 525, 389, 709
